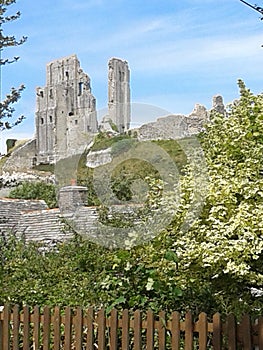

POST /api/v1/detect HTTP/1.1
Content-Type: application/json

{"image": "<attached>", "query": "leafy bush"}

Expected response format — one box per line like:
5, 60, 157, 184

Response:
9, 181, 57, 208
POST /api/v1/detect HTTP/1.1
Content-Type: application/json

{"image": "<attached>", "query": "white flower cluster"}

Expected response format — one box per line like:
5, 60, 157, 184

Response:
0, 172, 55, 188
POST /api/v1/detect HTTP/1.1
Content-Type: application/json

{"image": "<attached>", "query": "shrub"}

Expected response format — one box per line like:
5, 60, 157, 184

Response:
9, 181, 57, 208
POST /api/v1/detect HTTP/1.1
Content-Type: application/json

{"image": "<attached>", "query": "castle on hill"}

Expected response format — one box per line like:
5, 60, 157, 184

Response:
2, 54, 225, 173
0, 55, 226, 244
36, 54, 130, 164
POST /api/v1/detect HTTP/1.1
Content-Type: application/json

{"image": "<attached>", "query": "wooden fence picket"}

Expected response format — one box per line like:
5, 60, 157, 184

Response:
64, 306, 72, 350
133, 309, 142, 350
146, 310, 154, 350
259, 316, 263, 350
212, 312, 221, 350
158, 310, 166, 350
97, 308, 106, 350
12, 305, 20, 350
198, 312, 208, 350
170, 311, 180, 350
22, 305, 30, 350
241, 314, 252, 350
86, 307, 94, 350
74, 307, 83, 350
3, 304, 10, 350
121, 309, 129, 350
53, 306, 61, 350
43, 306, 50, 350
227, 313, 237, 350
184, 311, 193, 350
109, 308, 118, 350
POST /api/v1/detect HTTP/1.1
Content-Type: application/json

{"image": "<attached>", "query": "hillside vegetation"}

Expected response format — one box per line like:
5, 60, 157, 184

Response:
1, 81, 262, 318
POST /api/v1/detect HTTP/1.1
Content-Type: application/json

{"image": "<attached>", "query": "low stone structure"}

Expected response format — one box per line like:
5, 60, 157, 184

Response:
137, 114, 187, 141
0, 186, 92, 244
136, 98, 224, 141
0, 185, 139, 246
3, 139, 36, 172
0, 197, 48, 234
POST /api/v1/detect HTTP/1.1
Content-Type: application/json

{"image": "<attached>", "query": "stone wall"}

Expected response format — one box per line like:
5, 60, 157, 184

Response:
2, 139, 37, 172
16, 209, 73, 243
137, 114, 187, 141
0, 186, 141, 245
136, 97, 225, 141
0, 198, 48, 234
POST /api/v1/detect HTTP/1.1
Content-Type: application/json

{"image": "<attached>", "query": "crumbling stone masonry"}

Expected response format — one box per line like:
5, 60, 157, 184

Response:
36, 54, 98, 164
108, 58, 131, 133
2, 54, 226, 173
3, 55, 132, 171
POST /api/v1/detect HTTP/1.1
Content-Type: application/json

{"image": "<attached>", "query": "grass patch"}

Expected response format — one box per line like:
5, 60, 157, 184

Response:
33, 163, 55, 173
90, 132, 132, 152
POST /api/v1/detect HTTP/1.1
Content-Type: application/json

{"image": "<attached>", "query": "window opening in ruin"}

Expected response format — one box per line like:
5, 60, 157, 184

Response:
41, 118, 44, 125
39, 91, 44, 98
87, 125, 91, 132
78, 82, 83, 96
69, 111, 74, 116
49, 116, 53, 123
65, 71, 69, 79
75, 120, 78, 125
85, 81, 90, 90
49, 89, 53, 98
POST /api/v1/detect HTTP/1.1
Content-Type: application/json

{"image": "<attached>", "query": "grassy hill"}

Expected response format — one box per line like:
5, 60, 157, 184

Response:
1, 132, 192, 206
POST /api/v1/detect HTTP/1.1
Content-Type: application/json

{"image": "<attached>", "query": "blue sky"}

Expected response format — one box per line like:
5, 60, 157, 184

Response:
1, 0, 263, 153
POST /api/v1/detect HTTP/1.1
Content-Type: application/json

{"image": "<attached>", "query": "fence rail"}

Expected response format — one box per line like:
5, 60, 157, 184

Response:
0, 304, 262, 349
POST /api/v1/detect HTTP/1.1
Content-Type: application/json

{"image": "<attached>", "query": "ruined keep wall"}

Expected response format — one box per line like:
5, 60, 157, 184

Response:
2, 139, 37, 172
35, 55, 97, 164
108, 58, 131, 133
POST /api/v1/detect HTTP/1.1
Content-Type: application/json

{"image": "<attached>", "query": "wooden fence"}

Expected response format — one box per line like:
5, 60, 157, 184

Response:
0, 304, 262, 349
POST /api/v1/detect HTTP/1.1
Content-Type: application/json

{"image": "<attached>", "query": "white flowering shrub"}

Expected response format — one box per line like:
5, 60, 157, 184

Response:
0, 171, 55, 188
158, 80, 263, 315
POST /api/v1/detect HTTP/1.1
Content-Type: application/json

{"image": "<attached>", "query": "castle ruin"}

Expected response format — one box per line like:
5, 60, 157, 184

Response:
0, 55, 227, 243
1, 54, 226, 173
36, 55, 97, 163
35, 55, 131, 164
108, 58, 131, 132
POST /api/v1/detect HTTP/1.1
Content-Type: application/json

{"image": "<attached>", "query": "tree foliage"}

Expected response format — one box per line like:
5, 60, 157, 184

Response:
0, 0, 27, 131
164, 80, 263, 316
8, 181, 57, 208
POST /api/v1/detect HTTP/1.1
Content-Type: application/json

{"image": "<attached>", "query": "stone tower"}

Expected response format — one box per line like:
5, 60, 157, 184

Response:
35, 54, 97, 164
212, 95, 225, 115
108, 58, 131, 133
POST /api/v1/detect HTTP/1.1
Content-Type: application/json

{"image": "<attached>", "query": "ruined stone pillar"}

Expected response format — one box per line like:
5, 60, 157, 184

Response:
108, 58, 131, 133
212, 95, 225, 115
